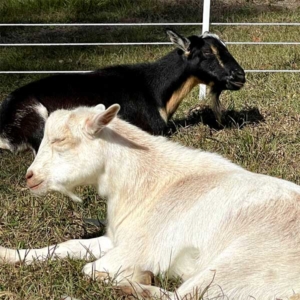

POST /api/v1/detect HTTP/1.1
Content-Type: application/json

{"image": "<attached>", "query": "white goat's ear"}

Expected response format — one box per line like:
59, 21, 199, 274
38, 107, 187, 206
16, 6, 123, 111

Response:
94, 104, 106, 112
167, 29, 191, 55
86, 104, 120, 135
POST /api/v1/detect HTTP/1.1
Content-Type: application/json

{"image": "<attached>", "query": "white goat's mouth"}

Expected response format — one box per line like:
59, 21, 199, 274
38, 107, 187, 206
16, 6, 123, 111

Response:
28, 181, 44, 190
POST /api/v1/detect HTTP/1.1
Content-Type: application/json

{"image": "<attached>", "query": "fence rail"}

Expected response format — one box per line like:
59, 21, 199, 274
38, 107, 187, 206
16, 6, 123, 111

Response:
1, 22, 299, 74
1, 22, 300, 26
2, 42, 300, 46
2, 70, 300, 74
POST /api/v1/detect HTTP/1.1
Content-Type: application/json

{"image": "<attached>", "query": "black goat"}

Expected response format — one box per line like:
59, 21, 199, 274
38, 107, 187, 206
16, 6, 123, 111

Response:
0, 30, 245, 154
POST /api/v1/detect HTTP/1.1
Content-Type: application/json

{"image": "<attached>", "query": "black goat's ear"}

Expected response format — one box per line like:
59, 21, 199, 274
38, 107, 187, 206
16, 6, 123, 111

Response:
166, 29, 191, 55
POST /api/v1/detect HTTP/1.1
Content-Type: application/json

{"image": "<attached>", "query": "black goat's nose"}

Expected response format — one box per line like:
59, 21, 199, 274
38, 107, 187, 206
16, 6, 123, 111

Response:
231, 69, 246, 82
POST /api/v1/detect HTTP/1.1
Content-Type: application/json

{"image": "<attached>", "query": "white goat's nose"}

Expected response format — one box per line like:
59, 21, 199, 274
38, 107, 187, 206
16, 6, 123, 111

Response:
26, 170, 34, 181
26, 169, 43, 190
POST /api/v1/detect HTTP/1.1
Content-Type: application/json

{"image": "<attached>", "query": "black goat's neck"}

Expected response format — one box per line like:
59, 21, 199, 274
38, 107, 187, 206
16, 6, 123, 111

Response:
149, 50, 201, 120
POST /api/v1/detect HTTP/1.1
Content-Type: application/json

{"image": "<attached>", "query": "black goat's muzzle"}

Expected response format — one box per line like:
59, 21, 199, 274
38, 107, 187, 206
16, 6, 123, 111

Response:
225, 70, 246, 90
227, 80, 245, 90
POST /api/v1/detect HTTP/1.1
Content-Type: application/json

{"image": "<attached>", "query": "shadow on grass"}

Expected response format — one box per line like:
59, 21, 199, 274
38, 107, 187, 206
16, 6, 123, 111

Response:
168, 105, 265, 134
81, 218, 106, 238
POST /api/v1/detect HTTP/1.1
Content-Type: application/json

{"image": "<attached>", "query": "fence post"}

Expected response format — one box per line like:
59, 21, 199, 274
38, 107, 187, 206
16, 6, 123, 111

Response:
199, 0, 211, 100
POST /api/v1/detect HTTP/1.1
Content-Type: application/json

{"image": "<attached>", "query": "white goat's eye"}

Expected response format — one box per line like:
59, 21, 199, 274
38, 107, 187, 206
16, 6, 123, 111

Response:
51, 138, 66, 145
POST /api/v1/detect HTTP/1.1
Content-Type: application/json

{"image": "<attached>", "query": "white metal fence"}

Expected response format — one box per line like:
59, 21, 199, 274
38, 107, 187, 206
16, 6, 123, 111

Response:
1, 0, 299, 80
1, 22, 300, 73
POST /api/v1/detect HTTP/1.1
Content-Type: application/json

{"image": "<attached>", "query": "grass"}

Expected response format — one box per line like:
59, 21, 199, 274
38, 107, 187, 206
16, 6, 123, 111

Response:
0, 0, 300, 299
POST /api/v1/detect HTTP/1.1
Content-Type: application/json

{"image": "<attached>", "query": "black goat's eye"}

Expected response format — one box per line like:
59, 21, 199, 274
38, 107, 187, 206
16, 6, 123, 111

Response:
203, 50, 213, 56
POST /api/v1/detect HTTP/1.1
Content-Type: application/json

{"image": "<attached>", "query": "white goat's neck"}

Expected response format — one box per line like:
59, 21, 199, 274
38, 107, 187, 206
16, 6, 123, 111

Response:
95, 118, 241, 241
96, 120, 179, 237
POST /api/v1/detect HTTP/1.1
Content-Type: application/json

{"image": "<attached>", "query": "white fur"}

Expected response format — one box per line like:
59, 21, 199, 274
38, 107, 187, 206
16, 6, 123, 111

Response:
0, 135, 35, 154
0, 136, 13, 151
14, 107, 30, 127
2, 104, 300, 300
0, 104, 48, 154
34, 103, 48, 121
202, 31, 226, 47
14, 104, 48, 128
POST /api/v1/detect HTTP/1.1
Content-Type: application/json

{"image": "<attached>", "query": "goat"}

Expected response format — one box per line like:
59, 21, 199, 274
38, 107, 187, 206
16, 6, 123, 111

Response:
0, 30, 245, 154
1, 104, 300, 300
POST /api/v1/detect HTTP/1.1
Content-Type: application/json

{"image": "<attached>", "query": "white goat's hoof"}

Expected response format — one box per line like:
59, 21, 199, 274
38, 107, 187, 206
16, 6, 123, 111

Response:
82, 262, 96, 278
82, 262, 109, 282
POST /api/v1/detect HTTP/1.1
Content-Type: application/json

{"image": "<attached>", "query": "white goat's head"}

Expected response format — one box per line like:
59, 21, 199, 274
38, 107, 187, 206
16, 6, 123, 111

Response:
26, 104, 120, 202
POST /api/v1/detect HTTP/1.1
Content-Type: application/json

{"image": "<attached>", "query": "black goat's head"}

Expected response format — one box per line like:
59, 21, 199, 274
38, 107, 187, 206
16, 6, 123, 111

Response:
167, 30, 245, 91
167, 29, 246, 121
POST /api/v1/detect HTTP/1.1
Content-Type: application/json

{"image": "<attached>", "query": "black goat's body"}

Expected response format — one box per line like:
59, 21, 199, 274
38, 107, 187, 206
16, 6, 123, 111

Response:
0, 62, 173, 152
8, 67, 168, 131
0, 31, 246, 154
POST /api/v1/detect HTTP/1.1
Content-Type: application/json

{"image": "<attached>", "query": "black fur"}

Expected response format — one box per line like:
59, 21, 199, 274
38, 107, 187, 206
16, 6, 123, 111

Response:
0, 30, 245, 153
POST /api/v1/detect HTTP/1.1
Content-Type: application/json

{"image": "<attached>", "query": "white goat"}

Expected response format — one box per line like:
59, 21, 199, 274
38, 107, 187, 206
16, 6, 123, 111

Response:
1, 104, 300, 300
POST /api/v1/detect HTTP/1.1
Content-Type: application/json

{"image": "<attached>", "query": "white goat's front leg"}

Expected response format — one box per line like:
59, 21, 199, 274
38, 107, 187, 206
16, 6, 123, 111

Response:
170, 268, 220, 300
82, 247, 174, 299
0, 236, 113, 264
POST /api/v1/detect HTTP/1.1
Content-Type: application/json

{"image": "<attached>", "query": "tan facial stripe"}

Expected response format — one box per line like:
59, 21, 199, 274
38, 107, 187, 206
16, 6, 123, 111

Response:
211, 45, 225, 68
166, 76, 202, 119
